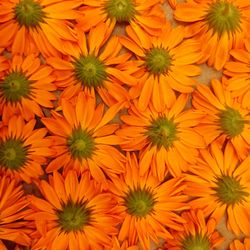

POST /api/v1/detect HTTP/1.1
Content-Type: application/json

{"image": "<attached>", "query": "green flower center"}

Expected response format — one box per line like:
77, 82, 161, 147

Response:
125, 187, 155, 217
219, 107, 245, 137
214, 175, 249, 205
1, 71, 32, 103
145, 47, 172, 75
205, 1, 241, 36
105, 0, 136, 23
57, 202, 91, 232
74, 55, 107, 88
0, 139, 28, 170
67, 128, 95, 160
14, 0, 45, 28
182, 234, 210, 250
146, 116, 177, 149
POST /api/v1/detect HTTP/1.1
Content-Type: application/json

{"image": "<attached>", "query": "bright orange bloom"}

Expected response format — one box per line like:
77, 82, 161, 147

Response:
0, 174, 31, 248
0, 54, 57, 121
42, 91, 125, 184
224, 38, 250, 109
116, 94, 205, 179
192, 79, 250, 160
230, 238, 250, 250
47, 23, 135, 107
76, 0, 166, 36
27, 170, 119, 250
174, 0, 250, 70
164, 210, 224, 249
0, 115, 54, 183
0, 0, 81, 57
120, 23, 201, 111
185, 142, 250, 236
108, 153, 189, 250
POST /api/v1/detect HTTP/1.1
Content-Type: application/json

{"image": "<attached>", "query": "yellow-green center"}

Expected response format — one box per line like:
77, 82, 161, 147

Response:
67, 128, 95, 160
0, 138, 28, 170
145, 47, 172, 75
219, 107, 245, 137
125, 187, 155, 217
205, 1, 241, 36
146, 116, 177, 149
14, 0, 45, 28
57, 201, 91, 232
74, 55, 107, 88
1, 71, 32, 103
182, 234, 210, 250
214, 175, 249, 205
105, 0, 136, 23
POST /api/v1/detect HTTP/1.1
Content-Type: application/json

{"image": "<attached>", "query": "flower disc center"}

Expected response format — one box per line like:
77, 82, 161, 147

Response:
219, 107, 244, 137
214, 175, 249, 205
145, 47, 172, 75
1, 71, 31, 103
58, 202, 91, 232
146, 116, 177, 149
105, 0, 136, 22
74, 55, 107, 88
182, 234, 210, 250
205, 1, 241, 35
14, 0, 45, 28
67, 128, 95, 160
125, 187, 155, 217
0, 139, 28, 170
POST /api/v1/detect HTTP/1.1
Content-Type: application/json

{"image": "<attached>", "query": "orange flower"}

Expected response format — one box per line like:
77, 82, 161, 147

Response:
120, 23, 201, 111
27, 170, 119, 250
108, 153, 189, 250
192, 79, 250, 160
0, 0, 81, 57
185, 142, 250, 236
230, 238, 250, 250
42, 91, 125, 184
0, 54, 57, 121
0, 115, 53, 183
164, 210, 224, 249
116, 94, 205, 179
47, 23, 135, 107
224, 38, 250, 109
174, 0, 250, 70
76, 0, 166, 36
0, 174, 31, 248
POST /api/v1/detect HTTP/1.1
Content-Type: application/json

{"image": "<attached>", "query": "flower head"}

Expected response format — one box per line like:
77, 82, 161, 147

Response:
185, 142, 250, 236
0, 54, 57, 121
108, 153, 189, 250
26, 170, 119, 249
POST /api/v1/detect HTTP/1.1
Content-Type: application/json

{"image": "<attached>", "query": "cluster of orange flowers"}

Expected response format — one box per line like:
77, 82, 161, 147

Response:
0, 0, 250, 249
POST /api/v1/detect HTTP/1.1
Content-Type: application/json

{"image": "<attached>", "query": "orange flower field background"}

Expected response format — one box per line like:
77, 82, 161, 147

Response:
0, 0, 250, 249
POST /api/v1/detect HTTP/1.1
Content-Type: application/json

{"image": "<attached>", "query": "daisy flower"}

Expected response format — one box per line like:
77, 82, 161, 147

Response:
27, 170, 119, 249
0, 115, 53, 183
192, 79, 250, 160
164, 210, 224, 250
185, 142, 250, 236
42, 91, 125, 184
0, 54, 57, 121
0, 0, 81, 57
108, 153, 189, 250
47, 23, 135, 107
120, 23, 201, 111
230, 238, 250, 250
76, 0, 166, 36
0, 174, 31, 248
174, 0, 250, 70
224, 38, 250, 109
116, 94, 205, 179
